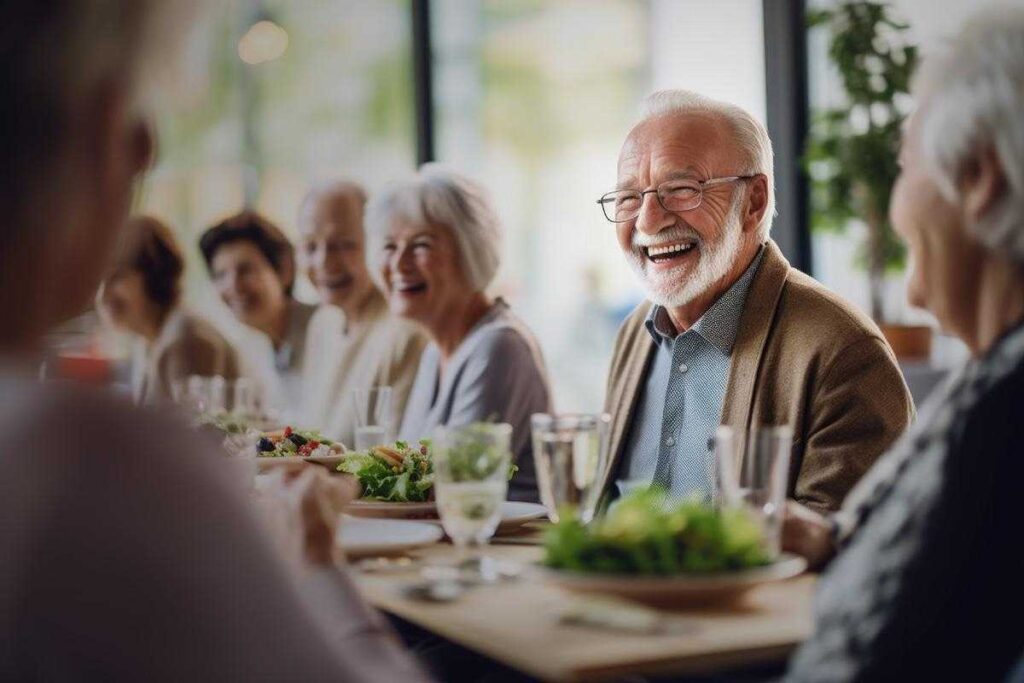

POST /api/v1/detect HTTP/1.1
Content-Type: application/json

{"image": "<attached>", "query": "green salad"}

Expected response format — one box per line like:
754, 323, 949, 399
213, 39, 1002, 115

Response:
336, 440, 434, 503
543, 488, 770, 575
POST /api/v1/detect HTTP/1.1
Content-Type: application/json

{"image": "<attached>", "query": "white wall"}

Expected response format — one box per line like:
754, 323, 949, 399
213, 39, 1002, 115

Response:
649, 0, 766, 123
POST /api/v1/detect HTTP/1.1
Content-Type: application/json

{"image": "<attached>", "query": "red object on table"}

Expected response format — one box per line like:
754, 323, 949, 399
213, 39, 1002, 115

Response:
56, 353, 112, 384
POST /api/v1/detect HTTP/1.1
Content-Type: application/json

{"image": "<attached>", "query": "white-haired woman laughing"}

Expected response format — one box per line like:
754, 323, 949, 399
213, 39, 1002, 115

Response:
365, 164, 552, 502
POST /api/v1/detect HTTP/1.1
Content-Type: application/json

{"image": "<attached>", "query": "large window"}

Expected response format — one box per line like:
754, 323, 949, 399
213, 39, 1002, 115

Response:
131, 0, 768, 413
431, 0, 766, 411
141, 0, 416, 308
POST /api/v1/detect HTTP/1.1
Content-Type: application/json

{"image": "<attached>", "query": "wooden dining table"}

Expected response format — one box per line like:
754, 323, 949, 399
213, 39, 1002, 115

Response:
351, 541, 817, 682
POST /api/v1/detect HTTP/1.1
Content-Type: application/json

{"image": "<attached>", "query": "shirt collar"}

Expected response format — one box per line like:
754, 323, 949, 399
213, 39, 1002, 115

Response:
644, 244, 765, 355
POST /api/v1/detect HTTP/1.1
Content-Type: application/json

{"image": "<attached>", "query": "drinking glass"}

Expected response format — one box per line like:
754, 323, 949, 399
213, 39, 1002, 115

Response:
714, 425, 792, 558
230, 377, 264, 420
352, 386, 393, 450
531, 412, 611, 524
432, 423, 512, 549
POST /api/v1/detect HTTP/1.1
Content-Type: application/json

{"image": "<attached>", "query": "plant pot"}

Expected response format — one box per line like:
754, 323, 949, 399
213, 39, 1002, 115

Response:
879, 324, 932, 362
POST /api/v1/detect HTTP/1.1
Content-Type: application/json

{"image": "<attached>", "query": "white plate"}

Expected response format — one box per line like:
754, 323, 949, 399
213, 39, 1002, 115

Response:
346, 500, 439, 519
537, 553, 808, 609
495, 501, 548, 534
304, 453, 347, 470
337, 516, 443, 558
255, 455, 306, 472
254, 454, 348, 473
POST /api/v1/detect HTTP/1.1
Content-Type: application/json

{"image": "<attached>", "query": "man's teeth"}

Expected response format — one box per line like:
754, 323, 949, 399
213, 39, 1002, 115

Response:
647, 242, 695, 258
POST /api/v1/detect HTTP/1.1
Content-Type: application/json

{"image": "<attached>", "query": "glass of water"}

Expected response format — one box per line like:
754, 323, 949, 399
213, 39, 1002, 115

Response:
352, 386, 393, 451
531, 413, 611, 524
432, 423, 512, 549
714, 425, 792, 558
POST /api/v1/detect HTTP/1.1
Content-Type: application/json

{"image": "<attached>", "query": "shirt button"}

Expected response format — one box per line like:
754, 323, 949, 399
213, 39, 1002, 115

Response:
678, 363, 688, 373
665, 436, 676, 447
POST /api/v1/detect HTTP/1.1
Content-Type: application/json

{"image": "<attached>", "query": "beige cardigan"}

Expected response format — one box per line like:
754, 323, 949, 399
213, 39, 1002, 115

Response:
301, 294, 426, 447
132, 308, 239, 405
602, 240, 914, 513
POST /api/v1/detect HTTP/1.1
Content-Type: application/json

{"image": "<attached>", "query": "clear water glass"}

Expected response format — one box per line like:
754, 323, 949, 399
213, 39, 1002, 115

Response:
352, 386, 393, 450
432, 423, 512, 548
230, 377, 264, 420
531, 413, 611, 524
714, 425, 793, 558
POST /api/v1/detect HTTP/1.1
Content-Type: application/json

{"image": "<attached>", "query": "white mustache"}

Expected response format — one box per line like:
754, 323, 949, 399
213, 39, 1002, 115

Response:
631, 226, 701, 250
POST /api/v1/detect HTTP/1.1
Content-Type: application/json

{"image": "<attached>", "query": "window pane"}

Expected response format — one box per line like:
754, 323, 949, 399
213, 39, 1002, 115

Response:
139, 0, 415, 306
433, 0, 766, 412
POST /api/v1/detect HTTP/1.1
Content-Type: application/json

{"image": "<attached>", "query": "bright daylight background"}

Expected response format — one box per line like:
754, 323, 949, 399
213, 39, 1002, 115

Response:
134, 0, 1001, 416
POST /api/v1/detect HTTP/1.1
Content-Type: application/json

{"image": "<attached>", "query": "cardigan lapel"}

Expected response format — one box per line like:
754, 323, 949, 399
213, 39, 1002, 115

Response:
599, 303, 656, 498
719, 239, 791, 470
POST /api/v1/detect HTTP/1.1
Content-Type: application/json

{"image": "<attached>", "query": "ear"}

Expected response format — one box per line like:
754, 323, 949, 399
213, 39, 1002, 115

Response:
961, 146, 1005, 226
279, 252, 296, 293
133, 117, 157, 176
742, 174, 769, 235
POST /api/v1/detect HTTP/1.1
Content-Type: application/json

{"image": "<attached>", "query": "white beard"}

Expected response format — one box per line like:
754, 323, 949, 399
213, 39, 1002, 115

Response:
626, 191, 745, 309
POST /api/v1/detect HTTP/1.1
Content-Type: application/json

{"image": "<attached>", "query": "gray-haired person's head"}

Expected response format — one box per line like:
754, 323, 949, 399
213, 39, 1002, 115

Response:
364, 163, 503, 293
914, 6, 1024, 262
637, 90, 776, 241
0, 1, 199, 246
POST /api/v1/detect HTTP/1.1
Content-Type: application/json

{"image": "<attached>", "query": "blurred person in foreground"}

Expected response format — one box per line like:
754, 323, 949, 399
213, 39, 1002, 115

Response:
366, 164, 552, 502
97, 214, 239, 404
786, 7, 1024, 680
0, 2, 430, 680
199, 210, 317, 412
600, 89, 912, 511
296, 180, 425, 446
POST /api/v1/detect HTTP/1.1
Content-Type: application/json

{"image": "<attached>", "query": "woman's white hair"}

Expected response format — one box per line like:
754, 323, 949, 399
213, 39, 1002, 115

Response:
915, 6, 1024, 263
638, 90, 776, 240
365, 163, 503, 293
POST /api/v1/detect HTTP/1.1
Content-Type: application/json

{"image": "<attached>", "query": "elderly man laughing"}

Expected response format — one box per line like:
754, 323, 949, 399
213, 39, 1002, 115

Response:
601, 90, 912, 513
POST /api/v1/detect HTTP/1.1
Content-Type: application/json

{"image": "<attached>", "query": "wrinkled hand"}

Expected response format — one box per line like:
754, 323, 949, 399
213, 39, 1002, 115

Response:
781, 501, 836, 571
256, 466, 360, 568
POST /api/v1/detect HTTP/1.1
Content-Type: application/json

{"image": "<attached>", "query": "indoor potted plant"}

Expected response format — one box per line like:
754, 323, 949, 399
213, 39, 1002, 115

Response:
804, 1, 930, 360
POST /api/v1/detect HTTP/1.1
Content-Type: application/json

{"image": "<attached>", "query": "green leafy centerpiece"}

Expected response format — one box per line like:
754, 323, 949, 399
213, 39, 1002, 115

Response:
543, 488, 769, 575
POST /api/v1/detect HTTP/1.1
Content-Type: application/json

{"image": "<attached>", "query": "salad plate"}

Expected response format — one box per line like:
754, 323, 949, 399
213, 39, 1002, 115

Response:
538, 488, 809, 608
337, 516, 443, 558
536, 553, 807, 608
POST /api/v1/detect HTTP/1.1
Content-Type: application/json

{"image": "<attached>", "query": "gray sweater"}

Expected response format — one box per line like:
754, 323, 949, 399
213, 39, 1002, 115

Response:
0, 370, 430, 682
399, 300, 552, 502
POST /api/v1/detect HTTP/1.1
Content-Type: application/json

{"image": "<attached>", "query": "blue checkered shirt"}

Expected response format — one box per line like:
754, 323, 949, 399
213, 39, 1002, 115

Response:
616, 247, 765, 502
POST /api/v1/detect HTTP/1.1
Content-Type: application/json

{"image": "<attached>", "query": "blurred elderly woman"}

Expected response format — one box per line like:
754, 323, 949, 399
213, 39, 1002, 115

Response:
366, 164, 552, 502
0, 1, 428, 680
786, 8, 1024, 681
199, 210, 317, 412
97, 215, 239, 404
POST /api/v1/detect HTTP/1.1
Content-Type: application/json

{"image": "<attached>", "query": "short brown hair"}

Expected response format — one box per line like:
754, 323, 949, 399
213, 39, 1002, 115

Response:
199, 210, 296, 296
112, 214, 184, 313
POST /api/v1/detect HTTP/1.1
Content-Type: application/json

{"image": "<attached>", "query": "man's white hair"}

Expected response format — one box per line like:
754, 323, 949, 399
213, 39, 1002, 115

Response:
637, 90, 776, 241
299, 179, 368, 230
915, 6, 1024, 263
364, 163, 503, 293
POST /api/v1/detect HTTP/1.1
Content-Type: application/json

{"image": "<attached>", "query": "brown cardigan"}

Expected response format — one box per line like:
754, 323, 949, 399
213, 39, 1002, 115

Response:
602, 240, 914, 513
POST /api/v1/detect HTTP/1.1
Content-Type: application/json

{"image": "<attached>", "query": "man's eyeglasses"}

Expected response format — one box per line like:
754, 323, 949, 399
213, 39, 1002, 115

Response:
597, 175, 755, 223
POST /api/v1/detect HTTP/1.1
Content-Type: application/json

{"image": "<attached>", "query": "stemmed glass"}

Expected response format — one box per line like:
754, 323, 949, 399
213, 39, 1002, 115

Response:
431, 423, 513, 581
